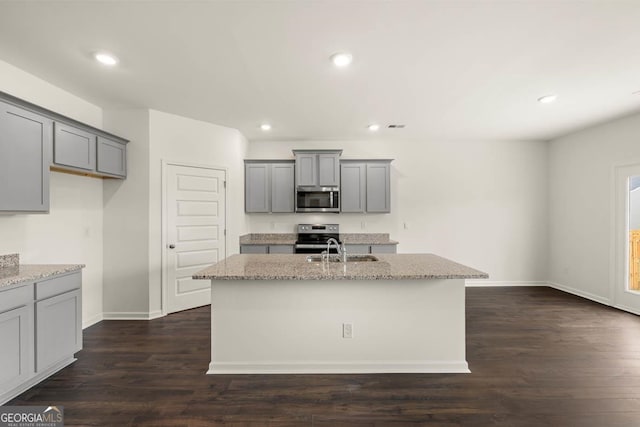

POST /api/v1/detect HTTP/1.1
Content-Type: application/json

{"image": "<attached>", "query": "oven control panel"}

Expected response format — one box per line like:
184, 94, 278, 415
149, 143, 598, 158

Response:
297, 224, 340, 234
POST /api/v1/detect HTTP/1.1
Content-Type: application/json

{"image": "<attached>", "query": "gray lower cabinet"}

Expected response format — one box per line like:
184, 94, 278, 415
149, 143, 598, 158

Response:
340, 160, 392, 213
96, 136, 127, 177
240, 245, 295, 254
0, 101, 51, 212
35, 288, 82, 372
345, 244, 397, 254
267, 245, 295, 254
53, 122, 96, 171
0, 271, 82, 404
0, 285, 34, 396
245, 161, 294, 213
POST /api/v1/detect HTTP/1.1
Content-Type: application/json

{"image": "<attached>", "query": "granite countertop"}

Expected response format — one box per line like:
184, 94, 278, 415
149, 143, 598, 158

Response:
0, 254, 85, 290
239, 234, 296, 245
239, 233, 398, 245
193, 253, 488, 281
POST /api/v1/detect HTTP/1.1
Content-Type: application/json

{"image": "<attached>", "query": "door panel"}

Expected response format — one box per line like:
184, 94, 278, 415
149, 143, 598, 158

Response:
166, 164, 226, 314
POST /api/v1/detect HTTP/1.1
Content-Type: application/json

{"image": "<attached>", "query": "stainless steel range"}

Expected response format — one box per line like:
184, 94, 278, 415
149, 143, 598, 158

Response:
294, 224, 341, 254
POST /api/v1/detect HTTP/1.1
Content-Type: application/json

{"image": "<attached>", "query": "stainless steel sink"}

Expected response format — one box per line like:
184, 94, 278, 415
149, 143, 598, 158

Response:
306, 254, 379, 263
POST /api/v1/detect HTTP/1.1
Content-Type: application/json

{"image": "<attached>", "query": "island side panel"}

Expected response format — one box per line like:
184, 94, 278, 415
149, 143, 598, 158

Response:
208, 278, 467, 374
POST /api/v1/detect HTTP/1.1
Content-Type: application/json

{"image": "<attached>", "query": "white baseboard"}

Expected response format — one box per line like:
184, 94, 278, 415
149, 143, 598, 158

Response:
207, 360, 470, 375
547, 281, 612, 306
465, 280, 548, 287
82, 312, 104, 329
102, 311, 166, 320
613, 303, 640, 316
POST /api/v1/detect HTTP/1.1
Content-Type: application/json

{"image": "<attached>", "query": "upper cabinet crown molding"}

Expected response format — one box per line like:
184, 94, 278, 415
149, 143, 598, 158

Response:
0, 91, 128, 145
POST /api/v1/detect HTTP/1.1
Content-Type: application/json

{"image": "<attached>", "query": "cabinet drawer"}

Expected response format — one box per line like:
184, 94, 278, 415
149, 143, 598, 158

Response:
0, 284, 32, 314
371, 244, 397, 254
345, 244, 370, 254
35, 271, 81, 301
268, 245, 294, 254
240, 245, 269, 254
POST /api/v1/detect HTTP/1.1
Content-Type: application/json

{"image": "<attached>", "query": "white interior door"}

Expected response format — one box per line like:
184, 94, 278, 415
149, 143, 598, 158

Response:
613, 162, 640, 315
165, 163, 226, 314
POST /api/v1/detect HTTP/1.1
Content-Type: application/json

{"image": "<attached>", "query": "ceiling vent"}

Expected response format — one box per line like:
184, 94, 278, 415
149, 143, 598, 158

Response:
387, 124, 405, 129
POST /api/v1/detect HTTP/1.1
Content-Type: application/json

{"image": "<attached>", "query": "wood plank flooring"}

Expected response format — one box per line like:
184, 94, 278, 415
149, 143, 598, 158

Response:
8, 287, 640, 426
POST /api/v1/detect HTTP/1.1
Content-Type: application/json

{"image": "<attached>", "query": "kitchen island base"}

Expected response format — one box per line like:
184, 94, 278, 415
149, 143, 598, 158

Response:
208, 278, 468, 374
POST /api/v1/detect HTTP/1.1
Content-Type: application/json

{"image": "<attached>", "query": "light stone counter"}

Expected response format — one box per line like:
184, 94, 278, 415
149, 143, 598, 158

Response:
238, 233, 399, 246
0, 254, 84, 290
193, 253, 487, 281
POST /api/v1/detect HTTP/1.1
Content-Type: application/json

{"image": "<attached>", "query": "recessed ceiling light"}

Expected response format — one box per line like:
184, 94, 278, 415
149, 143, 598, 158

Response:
537, 94, 557, 104
260, 123, 272, 131
94, 52, 118, 66
331, 52, 353, 68
367, 124, 380, 132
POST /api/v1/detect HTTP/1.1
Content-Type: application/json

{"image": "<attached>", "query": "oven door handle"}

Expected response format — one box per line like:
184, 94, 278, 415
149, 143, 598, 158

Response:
295, 244, 330, 249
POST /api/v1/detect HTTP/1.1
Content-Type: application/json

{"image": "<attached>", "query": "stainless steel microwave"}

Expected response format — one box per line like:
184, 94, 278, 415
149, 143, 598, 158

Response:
295, 186, 340, 213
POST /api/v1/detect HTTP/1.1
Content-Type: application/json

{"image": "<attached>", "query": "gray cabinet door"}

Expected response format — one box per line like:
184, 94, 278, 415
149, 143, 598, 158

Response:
35, 289, 82, 372
240, 245, 269, 254
268, 245, 294, 254
295, 153, 317, 186
96, 136, 126, 177
271, 163, 294, 213
53, 122, 96, 171
0, 101, 51, 212
371, 244, 397, 254
245, 163, 270, 213
345, 244, 370, 254
366, 162, 391, 213
318, 153, 340, 187
0, 305, 33, 392
340, 162, 366, 212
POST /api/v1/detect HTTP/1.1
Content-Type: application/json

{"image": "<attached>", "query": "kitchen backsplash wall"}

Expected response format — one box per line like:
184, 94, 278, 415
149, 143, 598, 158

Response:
247, 138, 549, 284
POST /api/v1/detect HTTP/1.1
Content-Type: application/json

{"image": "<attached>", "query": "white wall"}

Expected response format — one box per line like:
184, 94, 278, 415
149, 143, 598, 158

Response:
0, 59, 105, 327
549, 112, 640, 303
148, 110, 248, 313
248, 139, 548, 283
102, 109, 151, 317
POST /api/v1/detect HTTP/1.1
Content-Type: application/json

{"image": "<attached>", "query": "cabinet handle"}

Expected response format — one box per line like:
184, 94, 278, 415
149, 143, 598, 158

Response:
169, 244, 176, 249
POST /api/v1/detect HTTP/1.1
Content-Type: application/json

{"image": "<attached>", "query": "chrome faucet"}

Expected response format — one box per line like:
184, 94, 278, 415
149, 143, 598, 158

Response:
326, 238, 347, 263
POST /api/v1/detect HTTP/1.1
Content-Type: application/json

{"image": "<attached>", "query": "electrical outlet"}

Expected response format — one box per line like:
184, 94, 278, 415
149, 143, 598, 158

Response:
361, 221, 366, 230
403, 222, 409, 230
343, 322, 353, 339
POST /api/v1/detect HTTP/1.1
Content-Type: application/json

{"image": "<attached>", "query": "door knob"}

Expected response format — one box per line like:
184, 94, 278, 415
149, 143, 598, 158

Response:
169, 244, 176, 249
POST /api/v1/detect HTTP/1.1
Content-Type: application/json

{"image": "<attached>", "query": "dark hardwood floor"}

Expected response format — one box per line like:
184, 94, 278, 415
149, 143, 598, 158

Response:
8, 287, 640, 426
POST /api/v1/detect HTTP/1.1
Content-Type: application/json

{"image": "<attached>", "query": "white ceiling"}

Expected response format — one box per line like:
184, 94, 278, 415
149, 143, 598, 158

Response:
1, 0, 640, 142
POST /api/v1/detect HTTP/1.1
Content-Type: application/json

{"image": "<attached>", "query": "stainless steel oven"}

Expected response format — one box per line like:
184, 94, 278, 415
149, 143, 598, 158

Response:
295, 187, 340, 213
295, 224, 341, 254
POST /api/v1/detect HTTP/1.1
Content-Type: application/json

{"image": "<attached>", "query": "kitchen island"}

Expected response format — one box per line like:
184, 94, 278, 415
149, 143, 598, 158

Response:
194, 253, 488, 374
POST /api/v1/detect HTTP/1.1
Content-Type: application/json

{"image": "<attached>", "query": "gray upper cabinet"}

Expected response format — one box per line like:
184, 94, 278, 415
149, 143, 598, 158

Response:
366, 162, 391, 213
245, 162, 270, 213
318, 153, 340, 186
295, 153, 317, 186
293, 150, 342, 187
340, 162, 366, 213
340, 159, 392, 213
245, 161, 295, 213
271, 162, 295, 213
96, 136, 127, 177
53, 122, 96, 171
0, 101, 51, 212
